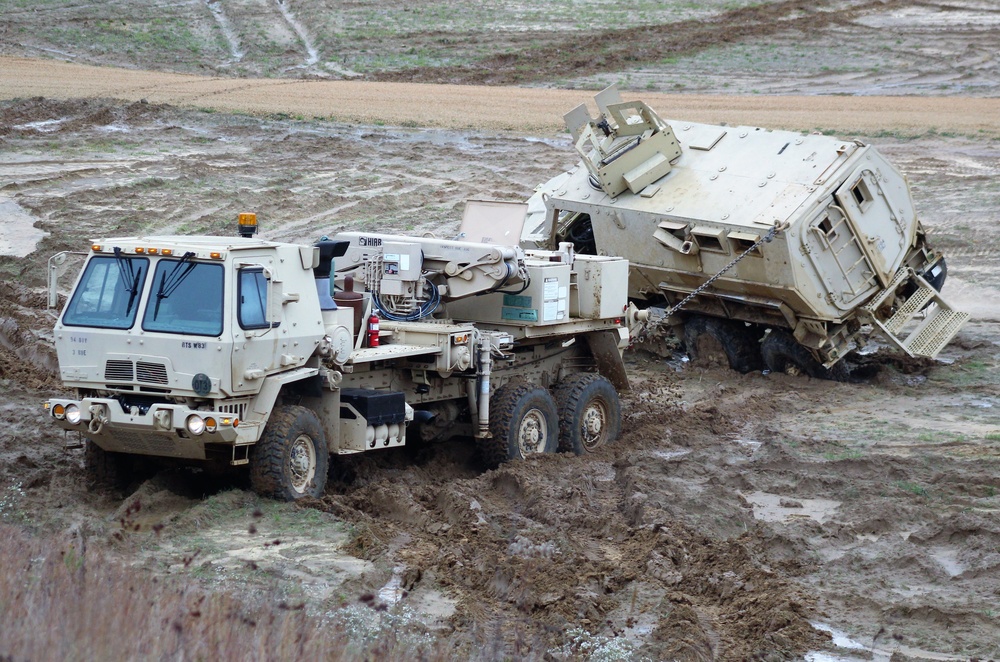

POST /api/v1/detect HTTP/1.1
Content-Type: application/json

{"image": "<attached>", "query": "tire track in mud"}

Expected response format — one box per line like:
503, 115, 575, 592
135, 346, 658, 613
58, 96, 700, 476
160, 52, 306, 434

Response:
367, 0, 914, 85
305, 398, 827, 658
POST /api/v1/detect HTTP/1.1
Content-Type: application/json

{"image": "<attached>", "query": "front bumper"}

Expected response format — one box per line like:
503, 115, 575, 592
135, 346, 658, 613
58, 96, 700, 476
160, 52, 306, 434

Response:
45, 397, 240, 460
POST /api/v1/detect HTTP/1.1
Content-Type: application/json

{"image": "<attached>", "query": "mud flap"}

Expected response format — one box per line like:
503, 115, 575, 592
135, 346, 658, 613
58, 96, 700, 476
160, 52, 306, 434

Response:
861, 268, 969, 358
584, 329, 629, 391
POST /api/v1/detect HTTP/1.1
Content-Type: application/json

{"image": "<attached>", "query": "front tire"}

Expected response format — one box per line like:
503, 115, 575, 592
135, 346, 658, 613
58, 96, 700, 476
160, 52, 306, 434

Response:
479, 383, 558, 469
761, 330, 849, 381
553, 373, 622, 455
250, 405, 329, 501
84, 440, 129, 490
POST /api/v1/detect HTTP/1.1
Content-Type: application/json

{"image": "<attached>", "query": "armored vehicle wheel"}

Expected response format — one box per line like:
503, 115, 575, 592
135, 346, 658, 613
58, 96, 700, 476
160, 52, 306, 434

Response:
479, 383, 558, 468
553, 373, 621, 455
84, 440, 129, 490
761, 330, 849, 381
682, 315, 763, 373
250, 405, 329, 501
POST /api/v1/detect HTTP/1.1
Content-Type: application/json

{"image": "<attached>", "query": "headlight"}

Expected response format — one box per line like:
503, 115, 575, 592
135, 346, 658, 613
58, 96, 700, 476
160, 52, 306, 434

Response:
52, 404, 66, 420
204, 417, 217, 433
186, 414, 206, 436
65, 404, 81, 425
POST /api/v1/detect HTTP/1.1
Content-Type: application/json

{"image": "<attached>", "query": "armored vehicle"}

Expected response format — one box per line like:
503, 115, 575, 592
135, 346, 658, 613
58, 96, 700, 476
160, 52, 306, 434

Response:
521, 87, 968, 378
46, 215, 638, 500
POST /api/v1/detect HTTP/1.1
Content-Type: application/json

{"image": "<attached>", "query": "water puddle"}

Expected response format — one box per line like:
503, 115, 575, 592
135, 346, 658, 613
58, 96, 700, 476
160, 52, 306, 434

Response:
13, 118, 65, 132
807, 622, 968, 661
929, 547, 965, 577
378, 566, 405, 605
742, 491, 841, 524
651, 449, 691, 461
0, 197, 47, 257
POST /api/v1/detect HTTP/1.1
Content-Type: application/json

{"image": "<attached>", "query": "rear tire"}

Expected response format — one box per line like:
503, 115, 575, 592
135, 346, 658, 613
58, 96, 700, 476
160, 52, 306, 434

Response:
761, 330, 849, 381
682, 315, 763, 373
479, 383, 558, 469
250, 405, 329, 501
553, 373, 621, 455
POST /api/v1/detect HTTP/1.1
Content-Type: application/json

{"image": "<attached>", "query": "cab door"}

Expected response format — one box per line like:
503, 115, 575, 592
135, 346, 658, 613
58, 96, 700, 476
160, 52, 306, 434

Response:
231, 257, 281, 393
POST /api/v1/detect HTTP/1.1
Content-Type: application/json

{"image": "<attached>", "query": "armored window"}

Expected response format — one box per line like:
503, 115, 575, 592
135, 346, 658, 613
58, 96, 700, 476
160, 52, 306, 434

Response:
691, 227, 728, 254
62, 255, 149, 329
238, 268, 270, 330
851, 179, 873, 211
730, 232, 763, 257
142, 259, 224, 336
819, 216, 838, 239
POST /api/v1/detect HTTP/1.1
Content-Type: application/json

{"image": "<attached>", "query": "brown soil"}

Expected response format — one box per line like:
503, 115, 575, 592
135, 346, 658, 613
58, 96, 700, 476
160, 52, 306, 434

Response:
0, 92, 997, 659
2, 0, 1000, 650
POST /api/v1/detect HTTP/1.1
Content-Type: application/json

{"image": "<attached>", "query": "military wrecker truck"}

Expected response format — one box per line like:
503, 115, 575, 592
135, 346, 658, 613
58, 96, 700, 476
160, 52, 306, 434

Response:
522, 87, 969, 378
45, 215, 637, 500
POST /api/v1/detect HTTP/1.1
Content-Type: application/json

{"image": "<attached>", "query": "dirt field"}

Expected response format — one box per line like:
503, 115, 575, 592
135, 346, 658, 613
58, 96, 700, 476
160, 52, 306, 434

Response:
1, 0, 999, 659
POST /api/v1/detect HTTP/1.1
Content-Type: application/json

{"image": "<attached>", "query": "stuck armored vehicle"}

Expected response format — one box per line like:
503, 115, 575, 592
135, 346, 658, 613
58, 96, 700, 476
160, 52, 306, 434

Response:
45, 215, 636, 500
521, 87, 968, 378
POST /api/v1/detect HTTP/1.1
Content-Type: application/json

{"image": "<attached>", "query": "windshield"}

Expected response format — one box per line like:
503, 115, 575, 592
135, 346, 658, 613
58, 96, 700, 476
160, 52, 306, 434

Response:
62, 255, 149, 329
141, 259, 224, 336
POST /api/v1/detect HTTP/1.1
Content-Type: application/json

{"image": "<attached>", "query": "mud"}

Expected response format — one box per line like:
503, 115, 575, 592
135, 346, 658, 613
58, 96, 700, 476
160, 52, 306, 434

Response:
0, 93, 997, 657
2, 0, 1000, 652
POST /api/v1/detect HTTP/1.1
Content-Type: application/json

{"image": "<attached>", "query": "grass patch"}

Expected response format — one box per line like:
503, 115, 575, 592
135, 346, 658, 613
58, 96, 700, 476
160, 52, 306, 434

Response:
893, 480, 929, 498
823, 449, 864, 461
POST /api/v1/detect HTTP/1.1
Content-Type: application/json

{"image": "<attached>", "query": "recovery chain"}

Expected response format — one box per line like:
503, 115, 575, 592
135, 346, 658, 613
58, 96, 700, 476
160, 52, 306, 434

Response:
630, 222, 787, 346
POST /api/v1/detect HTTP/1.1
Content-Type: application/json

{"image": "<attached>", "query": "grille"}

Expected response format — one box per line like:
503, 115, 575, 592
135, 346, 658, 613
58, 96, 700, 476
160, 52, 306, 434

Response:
136, 361, 169, 384
104, 360, 134, 381
217, 401, 248, 419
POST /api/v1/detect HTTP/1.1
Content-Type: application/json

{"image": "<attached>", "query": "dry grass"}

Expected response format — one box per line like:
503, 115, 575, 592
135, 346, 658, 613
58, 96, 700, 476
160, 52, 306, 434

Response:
0, 524, 432, 661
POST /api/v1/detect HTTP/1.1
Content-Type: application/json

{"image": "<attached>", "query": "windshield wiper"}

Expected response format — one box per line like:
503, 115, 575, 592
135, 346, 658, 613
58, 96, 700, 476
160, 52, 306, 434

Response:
113, 246, 143, 316
152, 251, 197, 320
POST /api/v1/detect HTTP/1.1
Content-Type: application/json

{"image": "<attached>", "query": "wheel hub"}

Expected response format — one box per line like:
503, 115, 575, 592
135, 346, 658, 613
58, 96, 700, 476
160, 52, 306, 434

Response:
288, 435, 316, 492
581, 401, 609, 451
517, 408, 547, 455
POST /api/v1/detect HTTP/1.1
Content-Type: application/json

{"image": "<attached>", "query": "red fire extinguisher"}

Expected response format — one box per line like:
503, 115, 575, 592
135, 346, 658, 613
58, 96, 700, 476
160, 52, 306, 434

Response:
367, 314, 380, 348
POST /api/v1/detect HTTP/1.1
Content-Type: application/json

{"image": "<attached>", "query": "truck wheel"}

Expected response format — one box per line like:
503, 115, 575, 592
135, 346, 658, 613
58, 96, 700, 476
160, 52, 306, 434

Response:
479, 383, 559, 468
84, 439, 129, 490
553, 373, 621, 455
682, 315, 763, 373
761, 330, 849, 381
250, 405, 329, 501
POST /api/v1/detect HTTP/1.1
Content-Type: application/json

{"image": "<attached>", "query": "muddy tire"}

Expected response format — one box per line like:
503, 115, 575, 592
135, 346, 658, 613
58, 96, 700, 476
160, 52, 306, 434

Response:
250, 405, 329, 501
84, 440, 129, 490
761, 330, 849, 381
553, 373, 622, 455
479, 383, 558, 469
682, 315, 763, 373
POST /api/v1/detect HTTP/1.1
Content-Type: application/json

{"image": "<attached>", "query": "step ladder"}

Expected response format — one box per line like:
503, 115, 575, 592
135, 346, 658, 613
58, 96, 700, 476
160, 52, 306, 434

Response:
861, 267, 969, 358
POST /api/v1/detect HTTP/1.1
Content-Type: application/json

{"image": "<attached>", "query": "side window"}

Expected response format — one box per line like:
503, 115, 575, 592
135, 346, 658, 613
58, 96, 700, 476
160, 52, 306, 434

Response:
238, 269, 269, 329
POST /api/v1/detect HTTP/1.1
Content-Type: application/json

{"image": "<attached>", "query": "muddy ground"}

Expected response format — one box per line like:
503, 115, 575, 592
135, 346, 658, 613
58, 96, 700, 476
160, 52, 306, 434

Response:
0, 95, 997, 659
0, 0, 999, 659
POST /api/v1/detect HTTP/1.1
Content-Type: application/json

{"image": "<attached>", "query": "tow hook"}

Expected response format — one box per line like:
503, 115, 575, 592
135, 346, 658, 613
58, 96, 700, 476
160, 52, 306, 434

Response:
88, 404, 108, 434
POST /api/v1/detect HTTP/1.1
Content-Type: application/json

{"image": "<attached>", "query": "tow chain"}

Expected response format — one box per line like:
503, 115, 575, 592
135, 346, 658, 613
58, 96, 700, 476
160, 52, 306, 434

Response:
630, 222, 787, 347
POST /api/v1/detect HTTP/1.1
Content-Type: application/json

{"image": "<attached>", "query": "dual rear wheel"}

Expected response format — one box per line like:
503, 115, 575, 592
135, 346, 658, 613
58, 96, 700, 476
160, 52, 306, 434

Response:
477, 375, 622, 468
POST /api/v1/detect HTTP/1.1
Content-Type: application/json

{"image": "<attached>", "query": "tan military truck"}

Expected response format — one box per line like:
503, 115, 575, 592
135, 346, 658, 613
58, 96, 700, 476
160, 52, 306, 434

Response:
522, 87, 968, 379
45, 216, 636, 500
